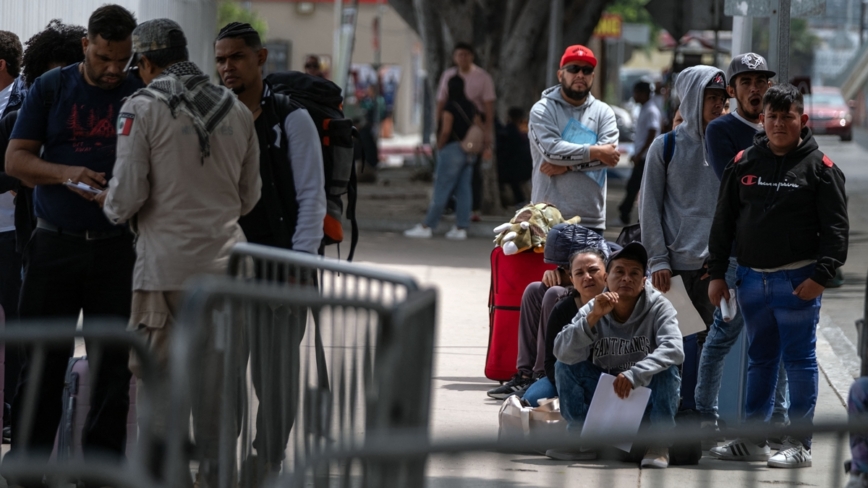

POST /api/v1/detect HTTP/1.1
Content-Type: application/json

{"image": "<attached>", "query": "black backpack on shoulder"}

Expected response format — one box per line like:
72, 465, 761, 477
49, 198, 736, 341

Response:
265, 71, 359, 261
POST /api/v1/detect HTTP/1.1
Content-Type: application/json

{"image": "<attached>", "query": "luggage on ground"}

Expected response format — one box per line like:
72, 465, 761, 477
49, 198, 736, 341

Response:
485, 247, 556, 381
53, 356, 137, 461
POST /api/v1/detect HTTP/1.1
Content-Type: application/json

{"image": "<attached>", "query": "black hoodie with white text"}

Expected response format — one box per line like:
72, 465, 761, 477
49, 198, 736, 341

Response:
707, 127, 848, 286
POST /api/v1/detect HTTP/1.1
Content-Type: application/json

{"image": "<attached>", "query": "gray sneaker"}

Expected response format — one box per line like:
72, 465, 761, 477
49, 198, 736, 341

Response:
709, 438, 771, 461
767, 438, 812, 468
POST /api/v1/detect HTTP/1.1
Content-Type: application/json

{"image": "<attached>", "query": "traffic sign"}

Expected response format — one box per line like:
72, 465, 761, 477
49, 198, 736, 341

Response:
594, 13, 622, 39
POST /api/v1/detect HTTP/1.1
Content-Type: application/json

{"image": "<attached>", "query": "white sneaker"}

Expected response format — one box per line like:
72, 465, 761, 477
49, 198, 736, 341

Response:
709, 438, 771, 461
445, 226, 467, 240
767, 438, 812, 468
404, 224, 432, 239
640, 446, 669, 469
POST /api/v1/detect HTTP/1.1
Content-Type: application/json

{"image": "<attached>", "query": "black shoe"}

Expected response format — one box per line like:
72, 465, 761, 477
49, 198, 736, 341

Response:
3, 425, 10, 444
487, 373, 533, 400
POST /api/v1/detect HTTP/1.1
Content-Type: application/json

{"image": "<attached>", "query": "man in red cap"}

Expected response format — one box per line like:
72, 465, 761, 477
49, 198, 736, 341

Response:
528, 45, 620, 234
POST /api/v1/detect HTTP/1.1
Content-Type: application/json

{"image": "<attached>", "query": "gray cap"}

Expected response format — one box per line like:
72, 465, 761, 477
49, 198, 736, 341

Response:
726, 53, 776, 83
131, 19, 186, 54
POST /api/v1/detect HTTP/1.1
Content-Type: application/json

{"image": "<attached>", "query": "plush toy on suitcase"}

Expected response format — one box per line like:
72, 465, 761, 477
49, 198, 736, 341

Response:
485, 247, 556, 381
53, 356, 137, 461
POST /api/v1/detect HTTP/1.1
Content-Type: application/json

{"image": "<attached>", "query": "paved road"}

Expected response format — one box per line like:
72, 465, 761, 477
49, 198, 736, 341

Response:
812, 131, 868, 380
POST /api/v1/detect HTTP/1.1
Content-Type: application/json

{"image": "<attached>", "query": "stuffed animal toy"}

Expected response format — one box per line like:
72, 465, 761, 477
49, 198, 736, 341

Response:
493, 203, 580, 255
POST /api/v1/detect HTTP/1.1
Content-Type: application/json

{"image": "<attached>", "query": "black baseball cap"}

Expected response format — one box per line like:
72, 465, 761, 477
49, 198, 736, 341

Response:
726, 53, 776, 83
706, 71, 727, 91
606, 241, 648, 273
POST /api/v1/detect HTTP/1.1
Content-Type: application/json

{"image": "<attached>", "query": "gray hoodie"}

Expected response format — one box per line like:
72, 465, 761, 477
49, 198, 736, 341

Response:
528, 88, 619, 230
553, 281, 684, 388
639, 66, 725, 273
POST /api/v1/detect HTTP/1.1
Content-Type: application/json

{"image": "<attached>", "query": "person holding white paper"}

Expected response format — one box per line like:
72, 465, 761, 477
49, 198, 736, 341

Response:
551, 242, 684, 468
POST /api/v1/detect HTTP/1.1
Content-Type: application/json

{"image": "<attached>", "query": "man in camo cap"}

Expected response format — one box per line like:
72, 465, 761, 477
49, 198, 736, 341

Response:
97, 18, 261, 479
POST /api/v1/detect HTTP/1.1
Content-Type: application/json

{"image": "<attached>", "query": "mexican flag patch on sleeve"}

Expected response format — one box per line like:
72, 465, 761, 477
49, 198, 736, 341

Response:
117, 112, 135, 136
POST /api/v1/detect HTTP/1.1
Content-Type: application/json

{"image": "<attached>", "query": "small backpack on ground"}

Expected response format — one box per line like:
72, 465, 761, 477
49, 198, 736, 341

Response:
265, 71, 359, 261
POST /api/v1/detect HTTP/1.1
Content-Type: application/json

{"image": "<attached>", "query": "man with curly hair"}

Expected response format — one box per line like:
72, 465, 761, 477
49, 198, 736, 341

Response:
21, 20, 87, 89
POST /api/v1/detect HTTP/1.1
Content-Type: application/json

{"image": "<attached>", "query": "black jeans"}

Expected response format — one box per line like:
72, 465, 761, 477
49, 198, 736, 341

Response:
619, 157, 645, 219
0, 231, 23, 426
12, 229, 134, 460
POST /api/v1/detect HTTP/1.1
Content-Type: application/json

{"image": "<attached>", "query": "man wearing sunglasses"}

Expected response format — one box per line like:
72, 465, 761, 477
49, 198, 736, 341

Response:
528, 45, 620, 235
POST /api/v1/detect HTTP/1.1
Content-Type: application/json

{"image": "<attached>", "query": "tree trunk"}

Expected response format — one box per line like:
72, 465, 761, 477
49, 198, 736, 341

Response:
389, 0, 612, 214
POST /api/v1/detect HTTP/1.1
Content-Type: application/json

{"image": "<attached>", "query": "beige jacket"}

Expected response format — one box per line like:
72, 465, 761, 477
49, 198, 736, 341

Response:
104, 94, 261, 291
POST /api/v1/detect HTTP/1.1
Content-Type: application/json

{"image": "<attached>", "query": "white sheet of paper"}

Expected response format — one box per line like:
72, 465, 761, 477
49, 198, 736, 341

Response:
580, 373, 652, 452
661, 275, 706, 336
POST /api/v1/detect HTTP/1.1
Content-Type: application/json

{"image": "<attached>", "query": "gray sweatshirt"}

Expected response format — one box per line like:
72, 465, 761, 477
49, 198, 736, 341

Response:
639, 66, 725, 273
553, 282, 684, 388
528, 88, 619, 230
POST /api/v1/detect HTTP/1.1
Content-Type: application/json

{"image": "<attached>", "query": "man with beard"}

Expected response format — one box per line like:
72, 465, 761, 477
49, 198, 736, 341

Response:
4, 4, 141, 462
697, 53, 791, 448
215, 22, 325, 254
213, 22, 325, 479
528, 45, 619, 234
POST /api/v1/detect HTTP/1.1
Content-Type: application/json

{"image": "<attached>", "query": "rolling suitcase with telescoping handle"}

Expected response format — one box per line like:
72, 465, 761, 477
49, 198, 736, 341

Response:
485, 247, 557, 382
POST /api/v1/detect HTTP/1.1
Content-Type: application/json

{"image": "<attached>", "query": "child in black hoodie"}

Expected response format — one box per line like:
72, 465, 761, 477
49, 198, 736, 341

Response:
707, 84, 848, 469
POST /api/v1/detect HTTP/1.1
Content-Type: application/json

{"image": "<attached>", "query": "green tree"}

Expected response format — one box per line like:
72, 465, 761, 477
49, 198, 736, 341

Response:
217, 1, 268, 39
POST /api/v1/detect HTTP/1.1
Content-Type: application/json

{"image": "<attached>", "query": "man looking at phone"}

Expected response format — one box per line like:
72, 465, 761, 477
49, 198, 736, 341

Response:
4, 4, 141, 461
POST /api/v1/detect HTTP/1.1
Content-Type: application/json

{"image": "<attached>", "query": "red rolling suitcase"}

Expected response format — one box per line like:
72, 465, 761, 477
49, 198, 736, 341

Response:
485, 247, 556, 381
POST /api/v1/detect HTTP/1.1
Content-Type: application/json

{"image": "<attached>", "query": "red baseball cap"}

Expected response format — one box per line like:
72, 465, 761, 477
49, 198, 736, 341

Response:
560, 45, 597, 69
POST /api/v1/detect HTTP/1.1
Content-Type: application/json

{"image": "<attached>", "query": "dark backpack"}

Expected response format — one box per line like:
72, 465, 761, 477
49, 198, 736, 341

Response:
265, 71, 359, 261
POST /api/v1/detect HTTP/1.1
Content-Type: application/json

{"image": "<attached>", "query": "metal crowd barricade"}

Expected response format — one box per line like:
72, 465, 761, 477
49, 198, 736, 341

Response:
0, 321, 160, 488
273, 419, 861, 488
164, 267, 436, 488
227, 242, 420, 305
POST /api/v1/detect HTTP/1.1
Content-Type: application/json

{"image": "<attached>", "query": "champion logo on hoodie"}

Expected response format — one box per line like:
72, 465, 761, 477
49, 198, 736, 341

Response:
740, 174, 800, 189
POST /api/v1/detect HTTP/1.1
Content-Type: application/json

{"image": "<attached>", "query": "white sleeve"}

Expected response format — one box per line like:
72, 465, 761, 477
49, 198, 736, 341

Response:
284, 109, 326, 254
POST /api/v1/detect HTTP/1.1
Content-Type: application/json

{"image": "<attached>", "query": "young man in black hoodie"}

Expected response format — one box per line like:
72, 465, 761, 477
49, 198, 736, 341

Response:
707, 84, 848, 468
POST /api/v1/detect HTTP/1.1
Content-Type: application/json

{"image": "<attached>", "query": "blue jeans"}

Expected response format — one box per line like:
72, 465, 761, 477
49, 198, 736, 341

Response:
737, 264, 821, 449
695, 257, 790, 422
522, 376, 557, 407
848, 377, 868, 474
424, 142, 474, 230
555, 360, 680, 433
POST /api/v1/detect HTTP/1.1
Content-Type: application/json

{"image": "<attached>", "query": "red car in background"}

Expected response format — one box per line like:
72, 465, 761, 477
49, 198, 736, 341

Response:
805, 87, 853, 142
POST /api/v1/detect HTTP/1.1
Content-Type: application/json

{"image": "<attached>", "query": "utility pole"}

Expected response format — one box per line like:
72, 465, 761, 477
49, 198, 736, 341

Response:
545, 0, 563, 87
730, 16, 753, 117
333, 0, 343, 78
768, 0, 791, 84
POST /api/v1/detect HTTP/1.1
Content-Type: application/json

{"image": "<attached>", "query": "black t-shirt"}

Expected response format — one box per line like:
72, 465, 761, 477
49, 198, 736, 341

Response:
545, 290, 581, 385
10, 64, 143, 232
445, 99, 476, 142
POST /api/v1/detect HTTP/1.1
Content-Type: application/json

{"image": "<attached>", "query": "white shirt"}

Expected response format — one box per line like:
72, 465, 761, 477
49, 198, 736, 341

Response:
634, 100, 661, 158
0, 82, 15, 232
